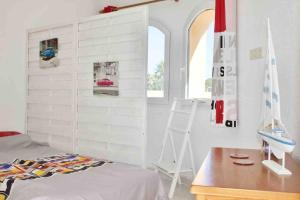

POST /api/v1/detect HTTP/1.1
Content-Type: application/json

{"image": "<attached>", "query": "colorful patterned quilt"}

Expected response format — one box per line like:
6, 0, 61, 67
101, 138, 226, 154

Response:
0, 154, 111, 200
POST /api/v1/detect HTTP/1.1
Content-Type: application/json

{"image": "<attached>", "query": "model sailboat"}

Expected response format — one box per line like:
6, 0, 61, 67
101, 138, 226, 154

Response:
257, 18, 296, 175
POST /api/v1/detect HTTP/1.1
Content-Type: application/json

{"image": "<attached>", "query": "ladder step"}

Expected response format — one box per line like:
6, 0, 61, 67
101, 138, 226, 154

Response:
154, 162, 192, 174
172, 109, 191, 115
168, 127, 186, 134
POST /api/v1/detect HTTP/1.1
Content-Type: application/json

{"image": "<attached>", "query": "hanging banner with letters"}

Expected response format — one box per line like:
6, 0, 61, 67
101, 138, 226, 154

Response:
211, 0, 237, 127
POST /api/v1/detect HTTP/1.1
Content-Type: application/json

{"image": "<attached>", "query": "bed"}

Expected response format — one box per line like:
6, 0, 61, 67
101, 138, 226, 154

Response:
0, 134, 167, 200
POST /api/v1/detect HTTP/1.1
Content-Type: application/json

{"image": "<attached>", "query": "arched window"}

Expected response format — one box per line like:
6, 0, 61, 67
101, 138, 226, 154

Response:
147, 22, 170, 103
187, 9, 214, 99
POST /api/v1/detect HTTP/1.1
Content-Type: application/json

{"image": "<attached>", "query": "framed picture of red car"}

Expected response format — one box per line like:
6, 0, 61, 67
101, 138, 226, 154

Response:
93, 62, 119, 96
39, 38, 59, 68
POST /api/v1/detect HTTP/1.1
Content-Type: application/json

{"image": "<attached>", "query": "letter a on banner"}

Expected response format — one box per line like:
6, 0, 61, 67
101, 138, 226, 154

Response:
211, 0, 238, 127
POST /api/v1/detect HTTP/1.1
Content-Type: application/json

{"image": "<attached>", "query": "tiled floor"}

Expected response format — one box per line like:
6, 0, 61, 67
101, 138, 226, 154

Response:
160, 173, 194, 200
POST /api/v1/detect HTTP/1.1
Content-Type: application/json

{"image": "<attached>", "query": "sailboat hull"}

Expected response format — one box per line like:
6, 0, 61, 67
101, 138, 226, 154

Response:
258, 130, 296, 155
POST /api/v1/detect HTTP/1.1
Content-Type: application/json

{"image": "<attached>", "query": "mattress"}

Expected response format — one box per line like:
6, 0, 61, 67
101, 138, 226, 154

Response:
0, 135, 168, 200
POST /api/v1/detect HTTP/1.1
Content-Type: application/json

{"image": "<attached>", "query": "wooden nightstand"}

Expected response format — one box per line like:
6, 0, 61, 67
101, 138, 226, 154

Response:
190, 148, 300, 200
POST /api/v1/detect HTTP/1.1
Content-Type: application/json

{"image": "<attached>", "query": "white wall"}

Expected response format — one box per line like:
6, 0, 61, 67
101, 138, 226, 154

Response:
0, 0, 299, 170
111, 0, 300, 168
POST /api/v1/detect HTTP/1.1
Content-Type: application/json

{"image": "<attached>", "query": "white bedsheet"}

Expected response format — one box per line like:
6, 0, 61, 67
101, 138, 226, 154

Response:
0, 135, 168, 200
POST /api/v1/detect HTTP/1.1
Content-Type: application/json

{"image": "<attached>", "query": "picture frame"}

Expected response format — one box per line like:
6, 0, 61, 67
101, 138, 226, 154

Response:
93, 61, 119, 96
39, 38, 59, 68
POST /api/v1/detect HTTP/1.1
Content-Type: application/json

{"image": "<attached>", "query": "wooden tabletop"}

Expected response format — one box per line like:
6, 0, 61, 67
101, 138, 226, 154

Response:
191, 148, 300, 199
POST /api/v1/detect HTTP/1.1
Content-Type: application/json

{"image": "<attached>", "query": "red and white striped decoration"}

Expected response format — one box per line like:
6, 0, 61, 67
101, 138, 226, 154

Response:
211, 0, 237, 127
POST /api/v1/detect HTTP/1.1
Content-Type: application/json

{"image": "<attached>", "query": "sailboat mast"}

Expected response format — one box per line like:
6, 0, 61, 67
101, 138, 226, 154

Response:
267, 18, 274, 156
267, 18, 275, 132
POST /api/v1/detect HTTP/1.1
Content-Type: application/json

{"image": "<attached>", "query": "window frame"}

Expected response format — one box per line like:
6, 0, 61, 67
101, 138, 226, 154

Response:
147, 20, 170, 104
183, 8, 214, 103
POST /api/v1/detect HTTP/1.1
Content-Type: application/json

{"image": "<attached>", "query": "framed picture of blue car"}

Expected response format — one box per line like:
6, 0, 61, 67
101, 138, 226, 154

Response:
39, 38, 59, 68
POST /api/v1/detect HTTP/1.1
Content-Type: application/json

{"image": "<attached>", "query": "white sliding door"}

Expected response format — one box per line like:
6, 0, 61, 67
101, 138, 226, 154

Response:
27, 24, 75, 152
76, 7, 148, 166
26, 7, 148, 166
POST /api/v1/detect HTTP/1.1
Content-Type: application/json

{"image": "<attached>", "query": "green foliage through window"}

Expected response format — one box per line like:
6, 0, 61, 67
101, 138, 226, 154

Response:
147, 61, 164, 91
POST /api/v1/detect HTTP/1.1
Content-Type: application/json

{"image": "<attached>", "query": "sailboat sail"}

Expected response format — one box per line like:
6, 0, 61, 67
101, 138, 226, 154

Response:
260, 19, 284, 133
258, 18, 296, 159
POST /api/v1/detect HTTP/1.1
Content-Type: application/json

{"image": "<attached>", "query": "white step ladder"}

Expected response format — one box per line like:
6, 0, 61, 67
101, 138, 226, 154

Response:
154, 98, 198, 199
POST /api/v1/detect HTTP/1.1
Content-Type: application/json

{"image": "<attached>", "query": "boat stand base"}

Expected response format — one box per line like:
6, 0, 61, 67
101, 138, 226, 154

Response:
262, 160, 292, 175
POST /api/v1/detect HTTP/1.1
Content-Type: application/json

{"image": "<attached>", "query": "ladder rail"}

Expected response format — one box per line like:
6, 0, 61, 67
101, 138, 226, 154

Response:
186, 100, 198, 176
168, 130, 178, 165
169, 133, 189, 198
186, 100, 198, 133
168, 130, 182, 184
158, 100, 177, 163
188, 136, 196, 176
158, 100, 182, 184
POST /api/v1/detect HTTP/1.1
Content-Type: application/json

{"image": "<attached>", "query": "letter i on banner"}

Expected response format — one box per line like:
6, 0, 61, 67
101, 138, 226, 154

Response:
211, 0, 238, 128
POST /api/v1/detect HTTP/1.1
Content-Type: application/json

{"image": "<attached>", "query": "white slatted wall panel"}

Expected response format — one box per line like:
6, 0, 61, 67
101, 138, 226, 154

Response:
26, 7, 148, 166
76, 8, 148, 166
27, 24, 75, 152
